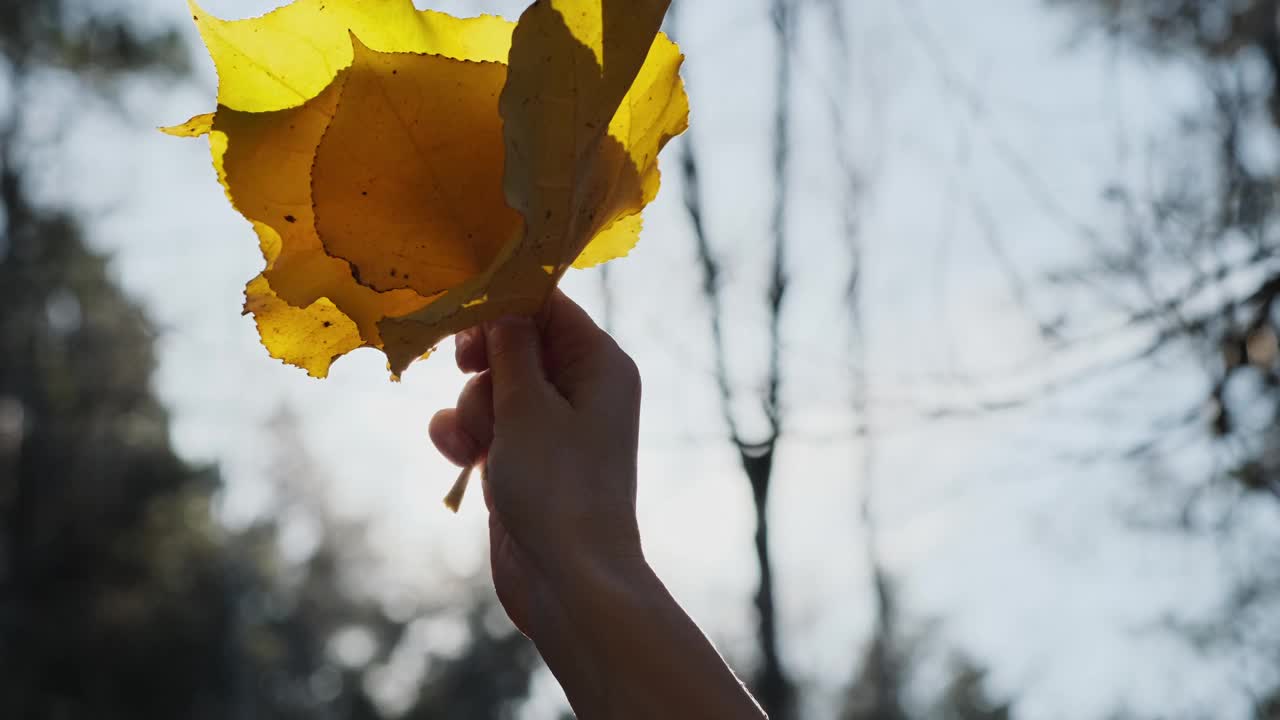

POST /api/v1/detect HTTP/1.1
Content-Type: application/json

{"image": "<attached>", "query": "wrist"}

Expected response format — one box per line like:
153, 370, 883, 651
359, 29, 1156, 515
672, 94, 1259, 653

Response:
529, 546, 656, 640
522, 545, 766, 719
522, 506, 645, 589
526, 552, 660, 717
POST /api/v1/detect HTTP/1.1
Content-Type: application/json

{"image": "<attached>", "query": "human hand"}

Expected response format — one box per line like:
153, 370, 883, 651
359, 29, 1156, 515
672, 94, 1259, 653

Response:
430, 291, 766, 719
428, 290, 645, 636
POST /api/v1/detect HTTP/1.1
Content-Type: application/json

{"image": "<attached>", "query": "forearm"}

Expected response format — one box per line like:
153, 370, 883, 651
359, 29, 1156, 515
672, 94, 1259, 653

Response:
532, 555, 767, 719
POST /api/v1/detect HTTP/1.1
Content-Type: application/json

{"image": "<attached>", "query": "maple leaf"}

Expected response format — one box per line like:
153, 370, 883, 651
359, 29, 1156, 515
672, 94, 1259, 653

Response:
164, 0, 688, 379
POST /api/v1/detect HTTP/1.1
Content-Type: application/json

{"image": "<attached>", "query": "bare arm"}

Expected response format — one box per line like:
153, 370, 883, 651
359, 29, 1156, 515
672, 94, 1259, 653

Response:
430, 291, 766, 719
531, 552, 766, 718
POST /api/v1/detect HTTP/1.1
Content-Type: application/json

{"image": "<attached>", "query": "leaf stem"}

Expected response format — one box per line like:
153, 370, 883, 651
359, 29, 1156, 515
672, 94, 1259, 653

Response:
443, 465, 473, 513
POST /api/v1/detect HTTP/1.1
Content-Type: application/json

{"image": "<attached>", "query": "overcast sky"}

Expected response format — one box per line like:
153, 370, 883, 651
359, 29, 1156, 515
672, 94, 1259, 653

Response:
33, 0, 1280, 717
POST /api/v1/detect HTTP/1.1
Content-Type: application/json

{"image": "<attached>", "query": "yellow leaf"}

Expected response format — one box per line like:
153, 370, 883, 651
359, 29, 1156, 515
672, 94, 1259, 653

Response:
576, 31, 689, 267
189, 0, 514, 112
312, 38, 523, 298
243, 274, 363, 379
171, 0, 688, 378
573, 213, 643, 269
214, 84, 436, 350
498, 0, 673, 258
241, 222, 360, 378
377, 0, 684, 375
159, 113, 214, 137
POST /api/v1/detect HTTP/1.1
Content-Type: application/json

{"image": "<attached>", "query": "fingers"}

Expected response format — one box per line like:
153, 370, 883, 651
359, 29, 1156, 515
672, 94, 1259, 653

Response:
461, 292, 618, 414
429, 409, 478, 467
455, 327, 488, 373
455, 370, 495, 451
540, 290, 635, 406
484, 315, 550, 412
429, 371, 495, 467
462, 292, 600, 381
541, 290, 607, 382
542, 289, 605, 352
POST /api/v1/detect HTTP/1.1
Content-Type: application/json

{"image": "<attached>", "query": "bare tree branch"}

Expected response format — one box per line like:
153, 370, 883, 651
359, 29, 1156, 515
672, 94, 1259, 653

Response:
823, 1, 909, 716
673, 1, 795, 715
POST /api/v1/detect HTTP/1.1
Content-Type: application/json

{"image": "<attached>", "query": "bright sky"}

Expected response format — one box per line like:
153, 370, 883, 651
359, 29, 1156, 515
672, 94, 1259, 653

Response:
36, 0, 1280, 717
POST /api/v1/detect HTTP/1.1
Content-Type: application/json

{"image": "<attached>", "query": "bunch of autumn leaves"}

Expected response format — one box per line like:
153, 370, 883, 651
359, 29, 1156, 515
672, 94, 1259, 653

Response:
167, 0, 688, 378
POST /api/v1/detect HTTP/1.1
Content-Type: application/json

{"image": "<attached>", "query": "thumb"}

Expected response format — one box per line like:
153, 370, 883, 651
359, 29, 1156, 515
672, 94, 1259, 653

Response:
484, 315, 547, 411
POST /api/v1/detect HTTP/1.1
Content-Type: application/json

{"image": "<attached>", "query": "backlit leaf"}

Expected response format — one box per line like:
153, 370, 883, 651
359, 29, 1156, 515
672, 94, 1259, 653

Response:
377, 0, 685, 374
214, 80, 436, 347
159, 113, 214, 137
189, 0, 513, 112
243, 276, 364, 380
168, 0, 688, 378
573, 213, 644, 270
312, 38, 521, 298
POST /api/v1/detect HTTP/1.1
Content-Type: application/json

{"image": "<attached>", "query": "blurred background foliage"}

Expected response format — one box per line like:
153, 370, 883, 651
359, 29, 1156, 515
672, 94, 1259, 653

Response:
2, 0, 1280, 718
0, 1, 539, 717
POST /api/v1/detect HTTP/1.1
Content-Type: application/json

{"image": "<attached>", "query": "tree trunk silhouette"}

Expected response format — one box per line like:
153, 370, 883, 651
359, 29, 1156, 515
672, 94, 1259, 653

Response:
672, 0, 796, 713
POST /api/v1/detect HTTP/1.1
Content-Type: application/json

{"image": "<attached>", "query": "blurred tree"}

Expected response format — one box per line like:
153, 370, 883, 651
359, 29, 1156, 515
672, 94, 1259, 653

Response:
838, 573, 1012, 720
0, 1, 538, 718
672, 0, 797, 713
1042, 0, 1280, 715
0, 4, 232, 709
839, 573, 913, 720
928, 659, 1011, 720
252, 410, 540, 720
673, 0, 1018, 715
1048, 0, 1280, 499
